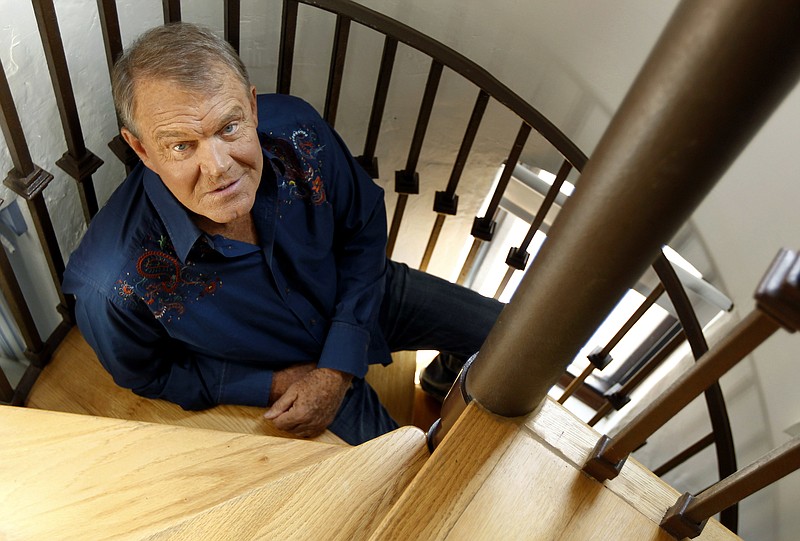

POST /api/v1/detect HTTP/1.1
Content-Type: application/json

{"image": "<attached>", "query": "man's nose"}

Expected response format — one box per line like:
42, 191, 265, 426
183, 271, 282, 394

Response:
198, 138, 233, 178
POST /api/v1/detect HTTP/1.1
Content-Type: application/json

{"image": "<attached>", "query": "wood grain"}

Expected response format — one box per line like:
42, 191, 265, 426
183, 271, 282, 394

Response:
25, 327, 345, 444
524, 398, 740, 540
144, 426, 428, 540
369, 401, 741, 540
368, 401, 522, 540
365, 351, 417, 426
0, 406, 344, 540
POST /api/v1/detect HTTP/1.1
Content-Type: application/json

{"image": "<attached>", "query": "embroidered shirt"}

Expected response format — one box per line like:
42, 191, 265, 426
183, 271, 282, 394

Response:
63, 94, 389, 410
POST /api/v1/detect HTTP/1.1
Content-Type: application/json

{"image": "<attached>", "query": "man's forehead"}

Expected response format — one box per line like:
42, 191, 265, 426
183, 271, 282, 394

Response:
133, 77, 251, 137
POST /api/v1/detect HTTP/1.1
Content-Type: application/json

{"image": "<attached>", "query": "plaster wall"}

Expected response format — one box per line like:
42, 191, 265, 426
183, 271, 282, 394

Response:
1, 1, 798, 540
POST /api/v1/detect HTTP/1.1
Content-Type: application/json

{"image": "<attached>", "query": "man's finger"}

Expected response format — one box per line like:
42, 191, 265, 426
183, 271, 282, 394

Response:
263, 388, 297, 420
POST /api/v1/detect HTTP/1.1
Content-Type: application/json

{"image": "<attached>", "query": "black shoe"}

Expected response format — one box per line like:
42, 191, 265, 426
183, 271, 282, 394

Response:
419, 353, 465, 402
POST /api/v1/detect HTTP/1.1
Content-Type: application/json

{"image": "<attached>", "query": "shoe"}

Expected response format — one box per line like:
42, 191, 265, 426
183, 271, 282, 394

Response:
419, 353, 466, 402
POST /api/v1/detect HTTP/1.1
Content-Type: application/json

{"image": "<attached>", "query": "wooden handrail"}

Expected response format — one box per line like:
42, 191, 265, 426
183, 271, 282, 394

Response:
661, 437, 800, 538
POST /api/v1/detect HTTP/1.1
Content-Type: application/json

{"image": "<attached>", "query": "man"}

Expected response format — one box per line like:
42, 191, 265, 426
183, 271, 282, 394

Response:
63, 22, 501, 445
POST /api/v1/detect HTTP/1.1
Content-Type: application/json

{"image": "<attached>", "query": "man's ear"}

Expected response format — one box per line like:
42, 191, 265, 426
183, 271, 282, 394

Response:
120, 127, 153, 169
249, 85, 258, 119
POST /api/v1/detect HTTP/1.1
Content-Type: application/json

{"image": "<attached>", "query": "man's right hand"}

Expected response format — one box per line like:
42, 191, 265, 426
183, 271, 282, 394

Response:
263, 367, 353, 438
269, 362, 316, 404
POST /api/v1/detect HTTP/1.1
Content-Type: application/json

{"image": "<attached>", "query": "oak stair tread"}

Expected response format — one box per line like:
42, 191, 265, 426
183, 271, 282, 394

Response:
368, 398, 742, 541
0, 406, 427, 540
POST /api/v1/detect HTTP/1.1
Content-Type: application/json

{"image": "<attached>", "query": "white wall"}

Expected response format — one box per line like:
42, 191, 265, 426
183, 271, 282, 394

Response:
1, 1, 798, 539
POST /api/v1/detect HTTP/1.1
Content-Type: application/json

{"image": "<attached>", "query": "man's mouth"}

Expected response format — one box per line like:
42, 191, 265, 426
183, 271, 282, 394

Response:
213, 178, 240, 193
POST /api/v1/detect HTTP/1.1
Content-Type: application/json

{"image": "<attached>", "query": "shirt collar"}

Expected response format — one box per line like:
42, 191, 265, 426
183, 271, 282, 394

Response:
142, 167, 204, 263
141, 142, 280, 263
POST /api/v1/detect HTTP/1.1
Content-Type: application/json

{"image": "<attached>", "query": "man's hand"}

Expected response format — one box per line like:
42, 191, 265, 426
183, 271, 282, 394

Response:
269, 362, 316, 404
263, 368, 353, 438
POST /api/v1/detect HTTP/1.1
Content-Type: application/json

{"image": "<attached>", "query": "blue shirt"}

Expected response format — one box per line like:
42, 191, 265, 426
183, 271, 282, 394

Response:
63, 94, 390, 410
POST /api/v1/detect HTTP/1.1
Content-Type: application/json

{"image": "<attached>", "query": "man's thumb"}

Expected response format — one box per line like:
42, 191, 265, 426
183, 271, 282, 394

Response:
264, 391, 293, 420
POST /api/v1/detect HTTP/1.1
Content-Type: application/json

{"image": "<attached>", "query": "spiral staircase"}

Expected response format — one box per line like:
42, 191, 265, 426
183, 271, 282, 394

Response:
2, 1, 800, 539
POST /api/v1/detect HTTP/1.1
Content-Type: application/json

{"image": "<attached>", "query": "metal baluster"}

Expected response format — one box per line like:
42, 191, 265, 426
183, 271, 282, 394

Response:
557, 283, 665, 404
0, 362, 12, 403
661, 438, 800, 538
162, 0, 181, 23
653, 433, 716, 477
587, 328, 684, 426
356, 36, 397, 178
96, 0, 138, 170
0, 228, 44, 364
224, 0, 241, 53
0, 55, 71, 324
323, 15, 351, 127
418, 90, 489, 272
457, 123, 531, 285
277, 0, 298, 95
493, 160, 572, 299
31, 0, 104, 223
388, 60, 442, 257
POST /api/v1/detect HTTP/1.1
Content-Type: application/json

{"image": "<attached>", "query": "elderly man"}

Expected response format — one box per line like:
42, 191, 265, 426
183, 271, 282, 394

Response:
63, 22, 501, 445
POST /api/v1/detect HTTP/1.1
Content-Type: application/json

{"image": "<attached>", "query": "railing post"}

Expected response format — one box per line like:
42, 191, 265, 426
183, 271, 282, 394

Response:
457, 122, 531, 285
431, 0, 800, 446
418, 90, 489, 272
96, 0, 139, 171
31, 0, 104, 223
356, 35, 398, 178
0, 55, 71, 325
492, 160, 571, 299
277, 0, 299, 95
583, 249, 800, 484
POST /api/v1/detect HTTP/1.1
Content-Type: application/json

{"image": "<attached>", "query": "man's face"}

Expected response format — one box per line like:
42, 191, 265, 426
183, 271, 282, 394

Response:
122, 71, 263, 228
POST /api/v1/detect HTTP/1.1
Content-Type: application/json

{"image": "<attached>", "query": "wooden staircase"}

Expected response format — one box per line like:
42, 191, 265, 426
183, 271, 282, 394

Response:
0, 406, 426, 540
3, 328, 740, 539
1, 387, 740, 540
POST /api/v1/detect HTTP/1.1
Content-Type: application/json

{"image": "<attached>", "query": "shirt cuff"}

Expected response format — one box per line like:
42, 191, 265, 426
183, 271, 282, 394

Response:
218, 361, 274, 408
317, 321, 371, 378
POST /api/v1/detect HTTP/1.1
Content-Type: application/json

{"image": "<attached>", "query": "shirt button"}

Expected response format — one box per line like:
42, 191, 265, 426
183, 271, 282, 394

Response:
285, 287, 291, 294
310, 318, 317, 326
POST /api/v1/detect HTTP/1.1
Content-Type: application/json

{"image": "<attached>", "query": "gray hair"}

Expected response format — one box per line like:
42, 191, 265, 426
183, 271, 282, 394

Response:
112, 22, 251, 138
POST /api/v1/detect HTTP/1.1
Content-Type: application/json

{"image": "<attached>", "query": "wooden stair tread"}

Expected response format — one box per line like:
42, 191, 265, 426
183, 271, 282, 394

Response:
26, 327, 345, 444
0, 406, 343, 539
368, 399, 741, 540
0, 406, 427, 540
146, 425, 428, 540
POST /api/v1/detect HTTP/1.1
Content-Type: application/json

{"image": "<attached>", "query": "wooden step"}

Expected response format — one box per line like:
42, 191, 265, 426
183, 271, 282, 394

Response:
26, 327, 345, 444
0, 406, 427, 540
368, 398, 741, 541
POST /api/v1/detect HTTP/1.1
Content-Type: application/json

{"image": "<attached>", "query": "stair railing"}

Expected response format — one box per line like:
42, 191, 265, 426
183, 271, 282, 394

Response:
430, 1, 800, 539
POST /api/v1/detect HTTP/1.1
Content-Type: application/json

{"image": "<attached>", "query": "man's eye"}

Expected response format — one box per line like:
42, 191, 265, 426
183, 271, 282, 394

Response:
172, 143, 189, 152
222, 122, 239, 136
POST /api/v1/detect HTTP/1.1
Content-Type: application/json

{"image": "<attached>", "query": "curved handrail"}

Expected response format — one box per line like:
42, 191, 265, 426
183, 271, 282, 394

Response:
653, 254, 738, 532
298, 0, 588, 171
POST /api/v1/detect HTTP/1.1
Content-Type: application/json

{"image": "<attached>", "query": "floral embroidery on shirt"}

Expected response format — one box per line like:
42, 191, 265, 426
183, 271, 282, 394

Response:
265, 126, 328, 208
115, 235, 221, 322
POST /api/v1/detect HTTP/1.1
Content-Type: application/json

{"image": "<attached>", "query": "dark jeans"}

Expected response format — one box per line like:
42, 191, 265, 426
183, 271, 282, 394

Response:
327, 260, 503, 444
